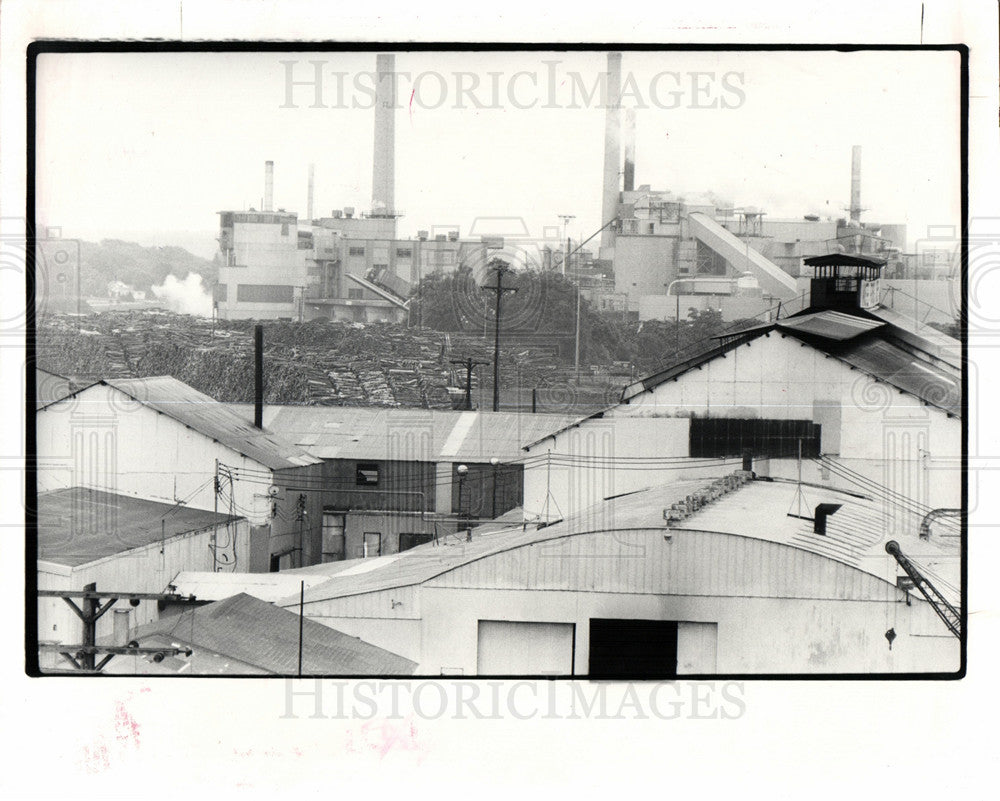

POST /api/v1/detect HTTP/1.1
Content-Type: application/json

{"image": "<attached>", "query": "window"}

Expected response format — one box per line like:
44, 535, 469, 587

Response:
281, 222, 290, 236
347, 288, 364, 299
236, 284, 295, 303
399, 532, 434, 552
396, 248, 412, 258
349, 246, 366, 256
689, 418, 821, 458
356, 462, 379, 485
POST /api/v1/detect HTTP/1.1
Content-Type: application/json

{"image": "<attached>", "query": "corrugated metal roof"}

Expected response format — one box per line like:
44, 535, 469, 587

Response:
261, 405, 576, 462
774, 310, 885, 341
37, 487, 238, 568
105, 377, 322, 470
169, 569, 342, 603
131, 593, 417, 675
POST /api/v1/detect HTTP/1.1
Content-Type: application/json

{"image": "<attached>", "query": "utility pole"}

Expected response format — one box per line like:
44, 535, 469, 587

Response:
450, 357, 489, 411
481, 260, 518, 412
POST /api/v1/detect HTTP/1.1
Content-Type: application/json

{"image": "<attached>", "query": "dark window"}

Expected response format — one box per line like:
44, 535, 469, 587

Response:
399, 532, 434, 552
281, 222, 290, 236
347, 288, 364, 299
349, 246, 366, 256
588, 619, 678, 679
396, 248, 412, 258
689, 418, 821, 458
356, 462, 379, 486
236, 284, 295, 303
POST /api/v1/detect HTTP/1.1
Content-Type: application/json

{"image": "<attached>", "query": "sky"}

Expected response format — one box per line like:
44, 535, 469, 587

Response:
34, 49, 962, 258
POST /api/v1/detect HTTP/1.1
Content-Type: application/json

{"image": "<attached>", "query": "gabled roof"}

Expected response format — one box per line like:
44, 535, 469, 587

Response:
35, 368, 85, 410
130, 593, 417, 675
37, 487, 239, 568
39, 376, 321, 471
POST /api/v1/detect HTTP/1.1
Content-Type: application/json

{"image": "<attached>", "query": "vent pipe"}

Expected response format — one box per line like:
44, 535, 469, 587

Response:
813, 503, 842, 536
254, 324, 264, 429
623, 107, 636, 193
599, 52, 622, 259
264, 161, 274, 212
849, 145, 862, 224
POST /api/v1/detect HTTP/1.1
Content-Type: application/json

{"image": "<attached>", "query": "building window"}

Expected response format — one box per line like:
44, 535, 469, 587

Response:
356, 462, 379, 485
399, 532, 434, 552
348, 288, 364, 299
396, 248, 412, 258
281, 223, 290, 236
236, 284, 295, 303
689, 418, 822, 459
349, 246, 366, 256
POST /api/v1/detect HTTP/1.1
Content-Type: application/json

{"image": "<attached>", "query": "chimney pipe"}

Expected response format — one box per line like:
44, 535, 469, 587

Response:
264, 161, 274, 212
254, 324, 264, 429
372, 54, 396, 217
849, 145, 861, 224
599, 52, 622, 259
113, 608, 130, 647
814, 503, 842, 536
307, 163, 315, 222
623, 107, 636, 193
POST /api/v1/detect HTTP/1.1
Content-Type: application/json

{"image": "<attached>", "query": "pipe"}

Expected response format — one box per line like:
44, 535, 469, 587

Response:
254, 324, 264, 429
264, 161, 274, 212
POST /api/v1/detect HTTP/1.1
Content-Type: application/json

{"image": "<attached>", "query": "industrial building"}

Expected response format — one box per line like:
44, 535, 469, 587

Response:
277, 471, 958, 675
228, 405, 576, 560
36, 486, 250, 666
522, 254, 961, 528
101, 593, 416, 676
34, 375, 326, 572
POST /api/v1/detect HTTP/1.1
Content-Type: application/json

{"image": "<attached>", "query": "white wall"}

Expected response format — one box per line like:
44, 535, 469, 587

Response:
36, 384, 276, 525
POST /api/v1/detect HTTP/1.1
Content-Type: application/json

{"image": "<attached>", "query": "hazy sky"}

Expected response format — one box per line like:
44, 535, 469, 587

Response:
35, 49, 962, 257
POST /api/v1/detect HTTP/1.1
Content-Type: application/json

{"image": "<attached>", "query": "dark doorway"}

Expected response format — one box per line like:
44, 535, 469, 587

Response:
588, 619, 678, 679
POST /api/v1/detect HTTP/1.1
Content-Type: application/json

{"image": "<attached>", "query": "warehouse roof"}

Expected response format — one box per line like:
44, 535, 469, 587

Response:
126, 593, 417, 675
35, 368, 85, 410
170, 565, 356, 603
39, 376, 321, 470
250, 405, 576, 462
37, 487, 239, 568
279, 473, 958, 609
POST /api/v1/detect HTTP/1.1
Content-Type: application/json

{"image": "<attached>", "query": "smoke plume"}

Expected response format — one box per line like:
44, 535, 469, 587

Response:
151, 273, 213, 317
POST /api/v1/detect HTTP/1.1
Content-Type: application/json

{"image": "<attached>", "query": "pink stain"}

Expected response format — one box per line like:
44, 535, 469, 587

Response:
113, 700, 141, 749
346, 718, 425, 761
408, 89, 416, 124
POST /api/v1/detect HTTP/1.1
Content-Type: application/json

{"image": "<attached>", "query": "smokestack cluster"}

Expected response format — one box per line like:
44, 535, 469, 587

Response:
850, 145, 862, 224
264, 160, 274, 212
599, 52, 622, 259
623, 107, 636, 193
372, 53, 396, 216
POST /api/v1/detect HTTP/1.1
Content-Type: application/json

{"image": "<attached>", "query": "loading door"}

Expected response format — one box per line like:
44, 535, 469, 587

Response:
588, 619, 678, 679
477, 621, 576, 676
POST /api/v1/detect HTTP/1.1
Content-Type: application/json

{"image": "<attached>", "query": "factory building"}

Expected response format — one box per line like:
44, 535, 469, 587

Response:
523, 254, 961, 527
238, 405, 575, 560
35, 375, 326, 572
36, 487, 250, 666
278, 472, 958, 675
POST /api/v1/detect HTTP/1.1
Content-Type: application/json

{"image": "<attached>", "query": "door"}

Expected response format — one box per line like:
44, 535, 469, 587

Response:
477, 621, 575, 676
588, 619, 678, 679
321, 513, 346, 562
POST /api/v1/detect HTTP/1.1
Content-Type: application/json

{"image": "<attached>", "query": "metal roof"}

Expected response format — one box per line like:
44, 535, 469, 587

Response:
103, 377, 322, 470
772, 310, 886, 341
258, 405, 577, 463
803, 254, 887, 267
129, 593, 417, 675
37, 487, 239, 568
35, 368, 84, 410
281, 475, 958, 609
169, 569, 345, 603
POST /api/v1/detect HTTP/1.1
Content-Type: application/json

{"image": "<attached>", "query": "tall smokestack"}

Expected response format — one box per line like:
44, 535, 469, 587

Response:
307, 163, 315, 222
850, 145, 862, 224
623, 107, 636, 193
599, 52, 622, 259
254, 324, 264, 429
372, 54, 396, 217
264, 161, 274, 212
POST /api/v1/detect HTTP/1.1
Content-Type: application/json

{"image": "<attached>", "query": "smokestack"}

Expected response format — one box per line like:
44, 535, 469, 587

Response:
850, 145, 862, 224
264, 161, 274, 212
623, 107, 636, 193
254, 324, 264, 429
372, 54, 396, 217
599, 52, 622, 259
307, 163, 315, 222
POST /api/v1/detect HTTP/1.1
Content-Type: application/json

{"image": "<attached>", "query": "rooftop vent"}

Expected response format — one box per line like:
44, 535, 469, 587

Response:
813, 503, 842, 536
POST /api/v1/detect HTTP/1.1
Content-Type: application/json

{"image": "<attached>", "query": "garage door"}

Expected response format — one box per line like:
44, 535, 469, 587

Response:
589, 619, 678, 679
477, 621, 575, 676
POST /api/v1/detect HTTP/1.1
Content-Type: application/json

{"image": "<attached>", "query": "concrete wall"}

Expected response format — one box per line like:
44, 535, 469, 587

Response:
37, 517, 251, 657
614, 235, 676, 306
219, 218, 309, 320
